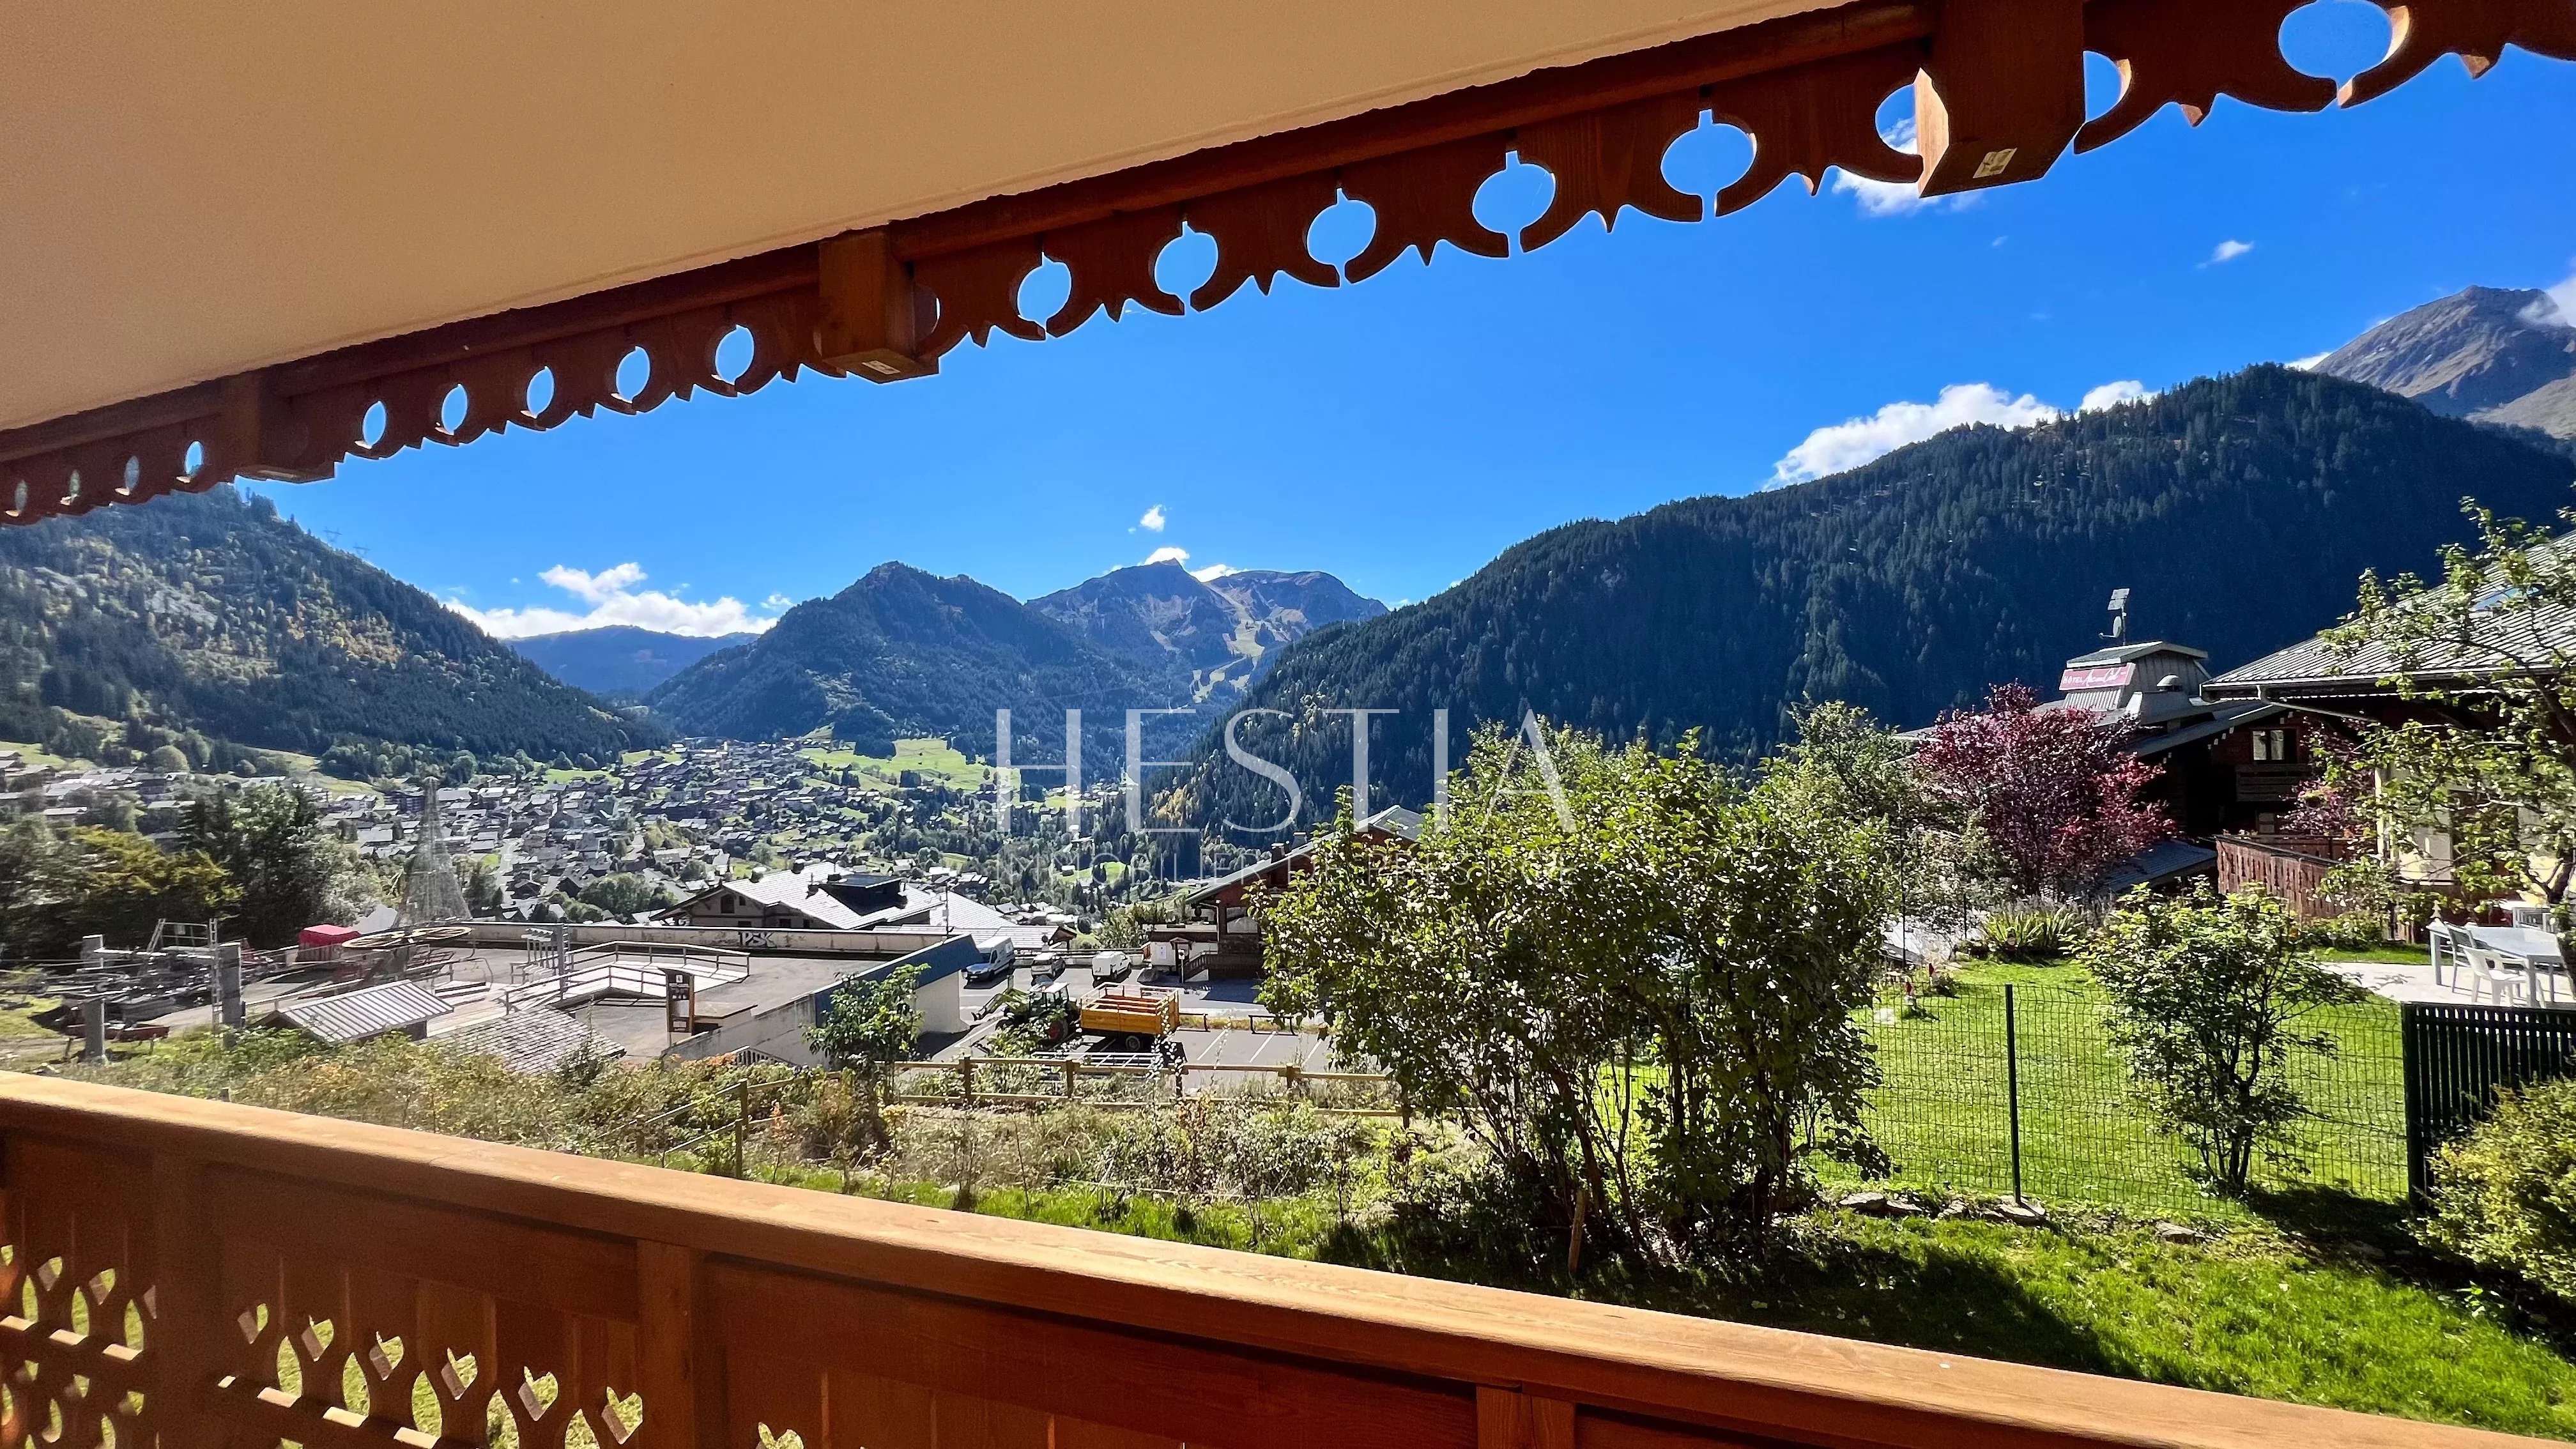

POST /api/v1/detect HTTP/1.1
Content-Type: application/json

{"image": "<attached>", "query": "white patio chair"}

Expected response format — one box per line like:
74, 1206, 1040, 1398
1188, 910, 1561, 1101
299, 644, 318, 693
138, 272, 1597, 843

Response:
2507, 903, 2550, 929
2467, 945, 2533, 1006
2426, 921, 2460, 986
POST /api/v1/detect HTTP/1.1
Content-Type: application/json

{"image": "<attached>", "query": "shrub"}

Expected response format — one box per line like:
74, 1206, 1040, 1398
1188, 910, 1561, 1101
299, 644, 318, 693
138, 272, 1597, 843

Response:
2081, 884, 2364, 1190
1970, 907, 2085, 960
2300, 910, 2393, 953
2425, 1080, 2576, 1301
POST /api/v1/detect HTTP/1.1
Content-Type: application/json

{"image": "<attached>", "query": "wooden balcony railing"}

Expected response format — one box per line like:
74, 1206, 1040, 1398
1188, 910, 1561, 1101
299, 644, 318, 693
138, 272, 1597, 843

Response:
0, 1075, 2544, 1449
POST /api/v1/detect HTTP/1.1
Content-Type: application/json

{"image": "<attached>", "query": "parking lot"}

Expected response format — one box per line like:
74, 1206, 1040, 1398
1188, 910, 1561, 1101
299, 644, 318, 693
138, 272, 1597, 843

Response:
953, 964, 1339, 1076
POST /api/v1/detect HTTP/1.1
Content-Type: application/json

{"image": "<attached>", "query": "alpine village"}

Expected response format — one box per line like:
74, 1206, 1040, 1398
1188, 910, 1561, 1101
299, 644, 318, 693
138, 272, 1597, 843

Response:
8, 10, 2576, 1449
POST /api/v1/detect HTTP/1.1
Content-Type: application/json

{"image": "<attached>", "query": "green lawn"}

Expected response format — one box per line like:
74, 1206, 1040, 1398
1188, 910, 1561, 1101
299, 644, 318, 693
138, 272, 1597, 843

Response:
1843, 963, 2407, 1219
0, 737, 91, 771
0, 993, 63, 1039
800, 736, 989, 790
753, 1167, 2576, 1441
2312, 944, 2433, 965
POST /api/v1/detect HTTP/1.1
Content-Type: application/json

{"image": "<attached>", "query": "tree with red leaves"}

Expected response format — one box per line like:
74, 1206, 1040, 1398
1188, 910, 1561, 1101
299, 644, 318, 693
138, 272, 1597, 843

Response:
1913, 682, 2172, 900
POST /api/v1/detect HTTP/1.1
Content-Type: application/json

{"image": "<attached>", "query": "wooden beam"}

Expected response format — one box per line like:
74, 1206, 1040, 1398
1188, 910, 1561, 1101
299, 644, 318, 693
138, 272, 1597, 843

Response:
814, 231, 936, 383
217, 372, 334, 484
1479, 1388, 1577, 1449
1913, 0, 2087, 195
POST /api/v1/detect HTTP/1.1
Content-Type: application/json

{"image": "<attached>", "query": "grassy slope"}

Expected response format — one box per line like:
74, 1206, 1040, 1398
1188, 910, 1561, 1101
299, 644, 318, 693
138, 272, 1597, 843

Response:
1846, 963, 2407, 1218
799, 737, 989, 790
757, 1167, 2576, 1441
0, 737, 88, 771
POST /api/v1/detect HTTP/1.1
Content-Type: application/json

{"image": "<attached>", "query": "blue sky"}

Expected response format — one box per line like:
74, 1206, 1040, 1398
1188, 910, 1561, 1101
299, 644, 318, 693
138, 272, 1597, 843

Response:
250, 7, 2576, 637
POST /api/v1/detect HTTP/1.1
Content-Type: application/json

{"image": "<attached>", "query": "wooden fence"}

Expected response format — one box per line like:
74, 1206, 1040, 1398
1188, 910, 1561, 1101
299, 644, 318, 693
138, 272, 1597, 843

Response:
2213, 835, 2345, 920
2402, 1002, 2576, 1197
1, 1076, 2555, 1449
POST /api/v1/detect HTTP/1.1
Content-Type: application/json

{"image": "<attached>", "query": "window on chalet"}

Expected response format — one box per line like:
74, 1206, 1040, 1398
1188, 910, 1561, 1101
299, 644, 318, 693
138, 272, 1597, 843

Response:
2250, 728, 2294, 762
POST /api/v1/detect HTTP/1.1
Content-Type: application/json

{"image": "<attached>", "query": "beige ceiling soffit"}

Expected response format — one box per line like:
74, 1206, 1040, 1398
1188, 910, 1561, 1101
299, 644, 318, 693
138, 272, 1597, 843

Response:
4, 0, 2571, 529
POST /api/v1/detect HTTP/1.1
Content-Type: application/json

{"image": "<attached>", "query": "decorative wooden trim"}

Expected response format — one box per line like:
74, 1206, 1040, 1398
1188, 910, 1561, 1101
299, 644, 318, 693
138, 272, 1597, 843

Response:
1, 0, 2569, 528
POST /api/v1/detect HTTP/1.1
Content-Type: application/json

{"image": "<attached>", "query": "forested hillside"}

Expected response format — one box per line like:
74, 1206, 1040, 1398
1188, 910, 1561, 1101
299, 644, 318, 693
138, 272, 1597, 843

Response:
1162, 367, 2576, 835
512, 625, 755, 696
647, 562, 1181, 762
0, 487, 653, 767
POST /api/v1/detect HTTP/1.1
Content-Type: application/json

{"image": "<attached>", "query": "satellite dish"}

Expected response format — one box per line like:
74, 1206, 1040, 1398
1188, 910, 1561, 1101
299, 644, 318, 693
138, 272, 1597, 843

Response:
2157, 674, 2184, 691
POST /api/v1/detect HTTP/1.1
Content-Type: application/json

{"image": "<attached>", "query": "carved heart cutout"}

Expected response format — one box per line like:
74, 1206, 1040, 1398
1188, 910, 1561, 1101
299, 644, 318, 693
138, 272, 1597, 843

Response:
440, 1353, 479, 1401
516, 1371, 561, 1422
600, 1390, 644, 1444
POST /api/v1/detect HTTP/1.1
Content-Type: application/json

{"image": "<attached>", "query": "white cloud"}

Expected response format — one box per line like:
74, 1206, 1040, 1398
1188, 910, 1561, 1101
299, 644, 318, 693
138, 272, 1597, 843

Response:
541, 562, 646, 604
1137, 504, 1167, 533
1767, 378, 2159, 487
763, 593, 795, 610
2078, 380, 2154, 413
2526, 258, 2576, 328
1832, 118, 1933, 217
446, 562, 782, 640
1142, 546, 1192, 566
1768, 383, 2058, 487
1189, 563, 1237, 582
2204, 239, 2254, 266
2288, 351, 2333, 371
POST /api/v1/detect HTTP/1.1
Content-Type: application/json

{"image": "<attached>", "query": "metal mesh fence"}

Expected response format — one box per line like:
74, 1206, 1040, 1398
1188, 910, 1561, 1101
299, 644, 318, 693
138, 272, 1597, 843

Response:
1843, 977, 2407, 1216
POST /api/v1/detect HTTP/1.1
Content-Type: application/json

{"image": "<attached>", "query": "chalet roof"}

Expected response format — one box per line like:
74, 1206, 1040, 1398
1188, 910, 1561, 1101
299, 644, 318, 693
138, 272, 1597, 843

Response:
665, 873, 1014, 935
443, 1008, 623, 1075
1186, 805, 1424, 907
2097, 839, 2219, 897
271, 979, 453, 1045
2120, 700, 2289, 757
2205, 594, 2576, 700
2061, 640, 2209, 668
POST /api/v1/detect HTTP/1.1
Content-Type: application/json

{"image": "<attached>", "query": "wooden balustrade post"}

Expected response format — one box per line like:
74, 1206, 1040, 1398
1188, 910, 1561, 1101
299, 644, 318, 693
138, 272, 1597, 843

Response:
148, 1156, 220, 1449
636, 1241, 723, 1449
1476, 1387, 1574, 1449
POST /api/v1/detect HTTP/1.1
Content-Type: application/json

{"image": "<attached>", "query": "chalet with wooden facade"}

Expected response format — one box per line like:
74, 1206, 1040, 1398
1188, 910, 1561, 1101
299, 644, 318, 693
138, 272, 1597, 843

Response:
2204, 577, 2576, 917
1156, 806, 1424, 976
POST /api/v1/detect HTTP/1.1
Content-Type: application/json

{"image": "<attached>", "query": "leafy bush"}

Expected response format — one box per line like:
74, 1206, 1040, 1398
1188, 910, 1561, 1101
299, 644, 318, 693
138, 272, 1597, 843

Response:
2299, 910, 2393, 953
1264, 721, 1892, 1261
1970, 907, 2085, 960
2425, 1080, 2576, 1301
2081, 884, 2364, 1190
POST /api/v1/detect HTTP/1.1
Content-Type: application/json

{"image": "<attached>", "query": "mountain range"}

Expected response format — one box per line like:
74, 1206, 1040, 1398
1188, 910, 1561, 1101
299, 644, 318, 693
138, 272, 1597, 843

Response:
2315, 285, 2576, 439
10, 282, 2574, 815
510, 625, 755, 696
1028, 563, 1385, 702
0, 487, 653, 769
642, 560, 1384, 760
1159, 364, 2576, 835
643, 564, 1176, 758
